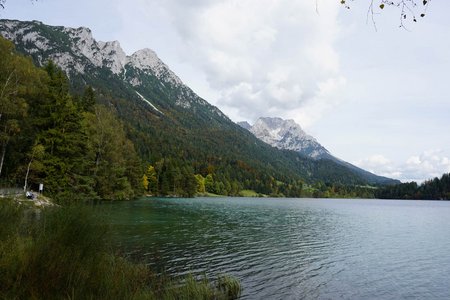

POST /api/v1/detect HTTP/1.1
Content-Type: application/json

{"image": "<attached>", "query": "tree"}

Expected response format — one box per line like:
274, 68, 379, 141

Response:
0, 0, 36, 9
23, 144, 44, 192
339, 0, 431, 29
0, 37, 43, 177
80, 86, 95, 112
83, 105, 142, 200
144, 165, 158, 195
205, 174, 214, 193
195, 174, 206, 193
142, 174, 149, 191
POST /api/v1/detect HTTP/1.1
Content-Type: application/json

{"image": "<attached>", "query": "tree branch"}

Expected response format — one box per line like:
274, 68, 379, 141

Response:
341, 0, 431, 29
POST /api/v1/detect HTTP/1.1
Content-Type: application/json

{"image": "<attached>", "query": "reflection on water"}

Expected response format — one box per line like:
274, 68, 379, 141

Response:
102, 198, 450, 299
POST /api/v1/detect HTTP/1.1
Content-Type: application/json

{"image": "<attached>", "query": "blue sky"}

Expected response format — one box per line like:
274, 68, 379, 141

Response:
2, 0, 450, 182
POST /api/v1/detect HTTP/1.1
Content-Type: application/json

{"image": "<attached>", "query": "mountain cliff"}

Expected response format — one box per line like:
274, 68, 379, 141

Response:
0, 19, 398, 190
0, 20, 226, 121
242, 117, 332, 159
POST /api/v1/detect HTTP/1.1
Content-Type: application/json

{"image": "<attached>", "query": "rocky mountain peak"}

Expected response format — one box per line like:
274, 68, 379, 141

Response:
241, 117, 331, 159
98, 40, 127, 74
0, 19, 172, 79
129, 48, 159, 69
128, 48, 182, 85
0, 19, 229, 119
237, 121, 251, 130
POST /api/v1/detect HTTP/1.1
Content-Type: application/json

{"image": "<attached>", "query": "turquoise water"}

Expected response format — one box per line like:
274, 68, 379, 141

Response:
102, 197, 450, 299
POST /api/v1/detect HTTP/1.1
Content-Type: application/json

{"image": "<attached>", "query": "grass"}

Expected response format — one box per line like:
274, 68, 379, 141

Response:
196, 192, 225, 197
238, 190, 266, 197
0, 199, 241, 299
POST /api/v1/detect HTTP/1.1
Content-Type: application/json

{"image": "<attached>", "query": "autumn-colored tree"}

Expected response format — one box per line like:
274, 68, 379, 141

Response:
195, 174, 206, 193
144, 165, 158, 195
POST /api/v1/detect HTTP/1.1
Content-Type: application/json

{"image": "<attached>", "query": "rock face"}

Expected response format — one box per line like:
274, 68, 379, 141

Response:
242, 117, 332, 160
0, 19, 226, 117
0, 20, 171, 79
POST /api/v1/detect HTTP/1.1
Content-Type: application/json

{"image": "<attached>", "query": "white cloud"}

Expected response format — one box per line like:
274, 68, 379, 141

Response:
354, 150, 450, 183
154, 0, 345, 125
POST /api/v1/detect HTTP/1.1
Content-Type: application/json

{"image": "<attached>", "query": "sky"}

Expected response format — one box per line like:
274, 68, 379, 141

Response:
2, 0, 450, 183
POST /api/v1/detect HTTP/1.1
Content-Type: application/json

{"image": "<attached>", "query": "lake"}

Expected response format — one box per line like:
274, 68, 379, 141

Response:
102, 197, 450, 299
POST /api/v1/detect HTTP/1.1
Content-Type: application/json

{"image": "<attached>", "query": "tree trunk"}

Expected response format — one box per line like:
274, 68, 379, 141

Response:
0, 143, 6, 177
24, 158, 32, 192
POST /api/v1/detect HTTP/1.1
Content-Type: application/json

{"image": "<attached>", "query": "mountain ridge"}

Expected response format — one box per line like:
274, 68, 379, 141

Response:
0, 19, 227, 120
0, 19, 399, 190
241, 116, 397, 185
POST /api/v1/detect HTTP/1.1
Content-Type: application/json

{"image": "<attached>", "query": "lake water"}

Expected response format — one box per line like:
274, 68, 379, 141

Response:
102, 197, 450, 299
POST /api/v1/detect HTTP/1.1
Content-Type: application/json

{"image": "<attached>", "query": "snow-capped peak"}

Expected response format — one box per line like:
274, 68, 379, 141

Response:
241, 117, 331, 159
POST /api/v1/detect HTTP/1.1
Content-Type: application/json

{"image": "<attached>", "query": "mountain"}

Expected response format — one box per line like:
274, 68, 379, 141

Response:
241, 117, 398, 185
0, 19, 398, 192
243, 117, 332, 160
0, 20, 226, 122
236, 121, 252, 131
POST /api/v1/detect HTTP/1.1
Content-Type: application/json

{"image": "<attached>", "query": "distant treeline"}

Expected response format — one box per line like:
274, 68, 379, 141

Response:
142, 158, 379, 198
376, 173, 450, 200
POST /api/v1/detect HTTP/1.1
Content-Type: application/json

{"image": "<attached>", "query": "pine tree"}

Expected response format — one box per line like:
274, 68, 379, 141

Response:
80, 86, 95, 112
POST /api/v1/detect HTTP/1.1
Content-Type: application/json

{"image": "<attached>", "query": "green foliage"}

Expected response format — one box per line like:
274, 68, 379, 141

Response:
144, 165, 158, 195
195, 174, 206, 194
83, 105, 141, 201
0, 37, 45, 177
376, 173, 450, 200
0, 200, 241, 299
216, 274, 242, 299
0, 37, 142, 202
239, 189, 261, 197
81, 85, 96, 112
150, 158, 197, 197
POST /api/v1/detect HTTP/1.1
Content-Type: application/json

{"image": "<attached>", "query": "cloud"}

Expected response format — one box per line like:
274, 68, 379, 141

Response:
354, 150, 450, 183
155, 0, 345, 126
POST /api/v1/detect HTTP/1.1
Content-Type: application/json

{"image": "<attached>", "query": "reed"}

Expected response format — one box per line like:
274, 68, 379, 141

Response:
0, 199, 241, 299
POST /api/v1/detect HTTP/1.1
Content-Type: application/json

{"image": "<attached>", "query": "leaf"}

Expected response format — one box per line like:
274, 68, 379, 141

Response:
380, 4, 385, 9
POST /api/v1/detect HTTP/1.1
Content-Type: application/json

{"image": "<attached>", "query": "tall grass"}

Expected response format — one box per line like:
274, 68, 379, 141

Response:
0, 200, 241, 299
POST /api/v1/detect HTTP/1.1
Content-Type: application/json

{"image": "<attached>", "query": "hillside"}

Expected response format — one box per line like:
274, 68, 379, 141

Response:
240, 117, 398, 185
0, 19, 398, 199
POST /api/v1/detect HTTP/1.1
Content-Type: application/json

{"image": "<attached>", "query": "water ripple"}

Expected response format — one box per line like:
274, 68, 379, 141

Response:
104, 198, 450, 299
